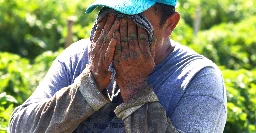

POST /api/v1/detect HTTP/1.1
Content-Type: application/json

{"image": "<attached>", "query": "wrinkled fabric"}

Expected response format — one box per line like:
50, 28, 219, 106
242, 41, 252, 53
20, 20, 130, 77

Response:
8, 39, 227, 133
8, 65, 109, 133
90, 7, 154, 44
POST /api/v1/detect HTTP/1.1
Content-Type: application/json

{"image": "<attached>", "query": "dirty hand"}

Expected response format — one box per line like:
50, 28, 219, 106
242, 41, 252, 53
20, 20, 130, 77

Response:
89, 14, 120, 91
113, 18, 156, 102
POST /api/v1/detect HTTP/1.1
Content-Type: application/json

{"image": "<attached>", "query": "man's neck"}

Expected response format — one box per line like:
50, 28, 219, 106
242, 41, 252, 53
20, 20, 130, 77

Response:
154, 38, 174, 65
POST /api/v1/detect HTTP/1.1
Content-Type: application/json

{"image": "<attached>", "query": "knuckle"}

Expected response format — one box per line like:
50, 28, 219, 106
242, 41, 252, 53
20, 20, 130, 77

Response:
128, 33, 137, 40
139, 34, 147, 41
115, 45, 121, 51
103, 36, 109, 43
128, 33, 137, 45
121, 37, 128, 43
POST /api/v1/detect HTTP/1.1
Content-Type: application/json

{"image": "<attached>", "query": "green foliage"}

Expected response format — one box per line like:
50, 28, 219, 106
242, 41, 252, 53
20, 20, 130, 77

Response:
0, 52, 32, 104
177, 0, 256, 29
190, 16, 256, 70
0, 50, 62, 132
0, 92, 17, 132
222, 69, 256, 133
0, 0, 96, 59
0, 0, 256, 132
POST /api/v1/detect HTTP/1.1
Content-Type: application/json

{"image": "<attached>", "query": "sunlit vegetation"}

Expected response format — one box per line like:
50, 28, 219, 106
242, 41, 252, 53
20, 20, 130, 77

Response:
0, 0, 255, 132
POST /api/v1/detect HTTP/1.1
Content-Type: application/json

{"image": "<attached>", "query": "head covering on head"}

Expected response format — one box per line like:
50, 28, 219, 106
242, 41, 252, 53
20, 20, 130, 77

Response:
87, 1, 177, 85
86, 0, 177, 15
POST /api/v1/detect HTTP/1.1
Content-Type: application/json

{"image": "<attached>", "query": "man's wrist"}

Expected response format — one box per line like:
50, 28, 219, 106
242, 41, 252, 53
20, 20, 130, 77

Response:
114, 85, 159, 120
118, 81, 148, 102
75, 65, 110, 111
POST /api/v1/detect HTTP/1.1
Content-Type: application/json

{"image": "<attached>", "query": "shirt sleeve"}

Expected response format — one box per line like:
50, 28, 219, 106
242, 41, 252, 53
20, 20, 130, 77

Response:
24, 39, 90, 102
114, 86, 183, 133
170, 67, 227, 132
8, 65, 110, 133
114, 67, 226, 133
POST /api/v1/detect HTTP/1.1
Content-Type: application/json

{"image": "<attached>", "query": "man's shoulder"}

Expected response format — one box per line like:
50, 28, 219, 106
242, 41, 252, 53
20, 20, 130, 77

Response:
169, 41, 213, 66
153, 41, 224, 115
57, 39, 90, 62
171, 40, 222, 87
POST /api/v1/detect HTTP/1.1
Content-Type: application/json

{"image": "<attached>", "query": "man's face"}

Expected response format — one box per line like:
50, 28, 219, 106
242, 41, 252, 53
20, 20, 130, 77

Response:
142, 6, 164, 41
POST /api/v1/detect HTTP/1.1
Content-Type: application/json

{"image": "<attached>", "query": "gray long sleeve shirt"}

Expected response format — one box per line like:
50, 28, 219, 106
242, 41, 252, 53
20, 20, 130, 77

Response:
8, 39, 227, 133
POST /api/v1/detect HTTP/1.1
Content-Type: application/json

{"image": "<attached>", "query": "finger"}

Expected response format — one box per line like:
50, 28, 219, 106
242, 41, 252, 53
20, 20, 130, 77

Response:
96, 14, 115, 44
93, 17, 107, 42
108, 20, 120, 41
93, 29, 107, 56
138, 26, 149, 55
150, 38, 157, 60
92, 29, 106, 57
89, 42, 94, 59
103, 14, 116, 35
127, 19, 138, 59
104, 38, 117, 66
102, 20, 120, 50
113, 31, 121, 64
120, 18, 129, 60
99, 20, 120, 63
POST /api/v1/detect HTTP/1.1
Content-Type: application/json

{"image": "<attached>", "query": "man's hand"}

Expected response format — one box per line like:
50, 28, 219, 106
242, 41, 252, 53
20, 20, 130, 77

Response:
113, 18, 156, 102
89, 14, 120, 91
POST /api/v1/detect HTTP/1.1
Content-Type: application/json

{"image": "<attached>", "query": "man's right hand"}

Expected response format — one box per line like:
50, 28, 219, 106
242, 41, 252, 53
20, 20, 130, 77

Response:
89, 14, 120, 91
113, 19, 156, 102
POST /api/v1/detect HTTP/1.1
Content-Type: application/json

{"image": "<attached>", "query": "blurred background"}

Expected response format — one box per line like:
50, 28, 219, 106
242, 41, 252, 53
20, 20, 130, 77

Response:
0, 0, 255, 132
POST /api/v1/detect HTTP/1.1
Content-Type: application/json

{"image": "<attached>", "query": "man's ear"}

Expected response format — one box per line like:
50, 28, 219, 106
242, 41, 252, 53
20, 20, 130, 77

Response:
163, 12, 180, 37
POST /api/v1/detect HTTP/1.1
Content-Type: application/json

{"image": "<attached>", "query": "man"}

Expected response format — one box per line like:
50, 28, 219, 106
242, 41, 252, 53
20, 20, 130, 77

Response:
9, 0, 227, 132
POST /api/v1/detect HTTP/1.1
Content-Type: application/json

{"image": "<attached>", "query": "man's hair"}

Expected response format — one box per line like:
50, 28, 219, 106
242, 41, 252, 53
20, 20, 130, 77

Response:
154, 3, 176, 27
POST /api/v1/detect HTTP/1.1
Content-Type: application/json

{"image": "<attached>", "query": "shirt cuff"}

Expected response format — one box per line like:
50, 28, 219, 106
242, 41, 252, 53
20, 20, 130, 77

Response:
114, 85, 159, 120
75, 65, 110, 111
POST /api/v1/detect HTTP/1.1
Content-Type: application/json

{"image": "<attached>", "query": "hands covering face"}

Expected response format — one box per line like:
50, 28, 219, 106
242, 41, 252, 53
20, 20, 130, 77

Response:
90, 14, 156, 102
89, 14, 119, 91
113, 18, 156, 102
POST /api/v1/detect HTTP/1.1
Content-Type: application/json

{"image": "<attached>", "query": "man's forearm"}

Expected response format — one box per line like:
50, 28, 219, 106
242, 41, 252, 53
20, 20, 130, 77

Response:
124, 102, 181, 133
8, 66, 110, 133
115, 86, 182, 133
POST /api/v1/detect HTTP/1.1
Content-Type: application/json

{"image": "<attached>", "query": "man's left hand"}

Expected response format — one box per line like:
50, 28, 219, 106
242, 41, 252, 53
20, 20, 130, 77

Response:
113, 18, 156, 102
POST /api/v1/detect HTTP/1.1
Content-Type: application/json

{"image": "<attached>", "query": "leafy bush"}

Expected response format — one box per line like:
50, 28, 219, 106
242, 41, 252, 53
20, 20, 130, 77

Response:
0, 49, 62, 132
0, 50, 63, 102
0, 93, 17, 131
0, 52, 32, 104
0, 52, 31, 132
0, 0, 96, 59
190, 16, 256, 70
1, 0, 256, 132
222, 69, 256, 133
177, 0, 256, 29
